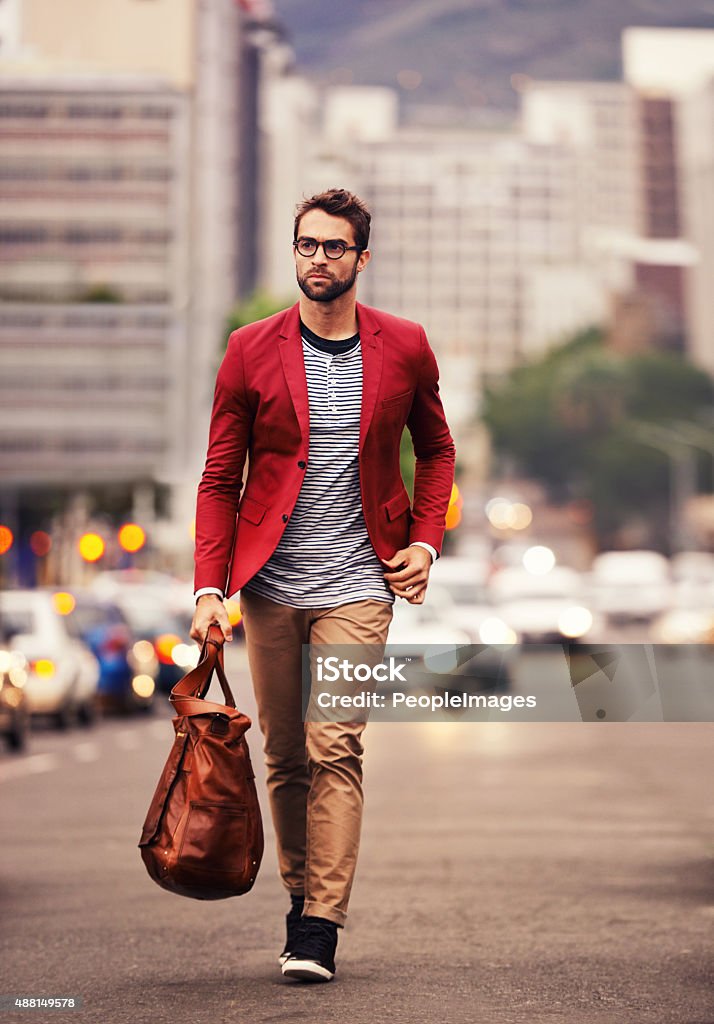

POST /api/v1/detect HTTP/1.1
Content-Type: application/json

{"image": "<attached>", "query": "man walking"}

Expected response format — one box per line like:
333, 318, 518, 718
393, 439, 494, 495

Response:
190, 188, 455, 982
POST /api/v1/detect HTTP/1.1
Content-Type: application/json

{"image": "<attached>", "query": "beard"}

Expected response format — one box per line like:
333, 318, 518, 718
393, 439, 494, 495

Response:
297, 261, 359, 303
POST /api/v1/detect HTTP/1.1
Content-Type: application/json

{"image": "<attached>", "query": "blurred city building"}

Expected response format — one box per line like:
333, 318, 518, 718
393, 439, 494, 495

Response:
0, 0, 257, 582
260, 27, 714, 437
261, 79, 605, 434
622, 27, 714, 378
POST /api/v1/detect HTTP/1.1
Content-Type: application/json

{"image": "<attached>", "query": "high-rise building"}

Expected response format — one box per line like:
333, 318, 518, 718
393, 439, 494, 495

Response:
262, 83, 599, 427
623, 27, 714, 369
0, 76, 189, 486
0, 0, 250, 573
260, 28, 714, 439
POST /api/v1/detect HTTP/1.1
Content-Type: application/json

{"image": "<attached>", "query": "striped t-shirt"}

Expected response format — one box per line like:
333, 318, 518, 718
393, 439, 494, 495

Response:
241, 323, 394, 609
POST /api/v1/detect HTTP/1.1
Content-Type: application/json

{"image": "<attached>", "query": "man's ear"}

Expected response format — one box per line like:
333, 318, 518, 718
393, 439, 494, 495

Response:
357, 248, 371, 273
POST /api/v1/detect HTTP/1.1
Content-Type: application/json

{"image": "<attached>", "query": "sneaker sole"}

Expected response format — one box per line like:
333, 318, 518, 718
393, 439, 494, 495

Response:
281, 958, 334, 982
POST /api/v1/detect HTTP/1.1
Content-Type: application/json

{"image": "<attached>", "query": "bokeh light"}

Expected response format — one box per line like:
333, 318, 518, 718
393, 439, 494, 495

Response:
118, 523, 146, 553
522, 545, 556, 574
78, 532, 105, 562
0, 525, 14, 555
155, 633, 182, 665
445, 504, 462, 529
224, 599, 243, 626
52, 592, 76, 616
30, 530, 52, 556
445, 482, 463, 531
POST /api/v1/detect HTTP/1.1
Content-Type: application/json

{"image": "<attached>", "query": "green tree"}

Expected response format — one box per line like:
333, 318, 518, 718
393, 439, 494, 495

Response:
481, 329, 714, 550
225, 290, 293, 340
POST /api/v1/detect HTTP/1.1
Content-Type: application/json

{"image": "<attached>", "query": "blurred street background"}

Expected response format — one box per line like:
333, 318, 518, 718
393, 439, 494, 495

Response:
1, 1, 713, 1020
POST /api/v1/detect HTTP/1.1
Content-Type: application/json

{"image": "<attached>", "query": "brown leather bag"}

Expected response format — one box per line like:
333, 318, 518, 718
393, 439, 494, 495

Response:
138, 625, 264, 900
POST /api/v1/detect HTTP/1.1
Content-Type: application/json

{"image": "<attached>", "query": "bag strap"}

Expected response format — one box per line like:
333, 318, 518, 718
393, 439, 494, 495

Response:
169, 624, 236, 710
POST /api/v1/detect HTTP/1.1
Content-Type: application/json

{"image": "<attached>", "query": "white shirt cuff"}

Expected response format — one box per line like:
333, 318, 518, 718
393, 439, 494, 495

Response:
194, 587, 224, 602
410, 541, 438, 564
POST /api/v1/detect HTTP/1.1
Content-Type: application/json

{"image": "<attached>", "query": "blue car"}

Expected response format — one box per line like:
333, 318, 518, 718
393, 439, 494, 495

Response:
63, 592, 158, 713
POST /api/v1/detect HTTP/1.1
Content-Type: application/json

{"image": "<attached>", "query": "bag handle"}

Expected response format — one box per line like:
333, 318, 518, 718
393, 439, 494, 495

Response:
169, 624, 236, 710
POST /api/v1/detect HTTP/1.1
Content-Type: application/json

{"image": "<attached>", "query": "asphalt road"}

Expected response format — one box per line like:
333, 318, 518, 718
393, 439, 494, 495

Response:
1, 645, 713, 1024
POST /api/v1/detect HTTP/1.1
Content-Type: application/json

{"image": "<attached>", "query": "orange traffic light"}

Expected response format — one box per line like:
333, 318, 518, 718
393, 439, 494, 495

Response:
445, 482, 463, 531
78, 532, 105, 562
118, 523, 146, 553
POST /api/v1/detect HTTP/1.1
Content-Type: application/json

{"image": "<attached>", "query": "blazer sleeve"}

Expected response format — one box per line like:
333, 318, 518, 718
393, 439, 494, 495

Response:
405, 326, 456, 556
193, 331, 254, 593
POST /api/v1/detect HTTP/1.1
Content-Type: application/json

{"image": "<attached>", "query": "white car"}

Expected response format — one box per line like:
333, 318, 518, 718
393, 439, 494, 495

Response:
669, 551, 714, 610
0, 590, 100, 727
388, 589, 472, 656
588, 550, 671, 624
387, 585, 513, 690
488, 565, 603, 645
431, 557, 520, 648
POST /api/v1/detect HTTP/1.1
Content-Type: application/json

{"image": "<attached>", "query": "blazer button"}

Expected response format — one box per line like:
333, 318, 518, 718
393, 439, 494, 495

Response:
282, 514, 289, 523
297, 460, 306, 469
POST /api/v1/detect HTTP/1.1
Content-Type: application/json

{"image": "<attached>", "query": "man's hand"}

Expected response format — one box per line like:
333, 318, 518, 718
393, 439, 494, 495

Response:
190, 594, 233, 644
381, 545, 432, 604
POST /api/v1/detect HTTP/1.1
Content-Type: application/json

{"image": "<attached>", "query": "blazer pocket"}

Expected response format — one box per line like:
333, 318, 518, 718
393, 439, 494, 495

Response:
384, 490, 411, 522
381, 389, 413, 409
238, 495, 267, 526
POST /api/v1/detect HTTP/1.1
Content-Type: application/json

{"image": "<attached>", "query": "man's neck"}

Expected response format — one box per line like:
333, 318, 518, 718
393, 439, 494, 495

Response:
298, 293, 359, 341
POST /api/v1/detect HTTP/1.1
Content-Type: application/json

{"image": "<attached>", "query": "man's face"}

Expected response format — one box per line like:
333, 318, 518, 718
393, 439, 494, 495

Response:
294, 209, 370, 303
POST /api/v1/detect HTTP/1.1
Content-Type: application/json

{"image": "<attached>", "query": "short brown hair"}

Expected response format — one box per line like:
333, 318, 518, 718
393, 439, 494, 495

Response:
294, 188, 371, 251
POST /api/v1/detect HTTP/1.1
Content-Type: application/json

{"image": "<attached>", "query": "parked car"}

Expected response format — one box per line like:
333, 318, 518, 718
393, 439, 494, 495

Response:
431, 558, 520, 645
388, 585, 513, 692
669, 551, 714, 610
0, 589, 100, 728
62, 591, 158, 713
89, 580, 198, 692
588, 550, 671, 624
650, 607, 714, 644
488, 565, 604, 645
0, 629, 30, 751
91, 569, 244, 642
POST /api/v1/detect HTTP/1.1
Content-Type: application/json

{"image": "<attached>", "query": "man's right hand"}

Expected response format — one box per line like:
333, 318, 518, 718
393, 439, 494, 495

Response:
190, 594, 233, 644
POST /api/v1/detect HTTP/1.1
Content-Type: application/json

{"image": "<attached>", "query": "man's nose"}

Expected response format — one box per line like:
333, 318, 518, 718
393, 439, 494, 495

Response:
311, 244, 328, 266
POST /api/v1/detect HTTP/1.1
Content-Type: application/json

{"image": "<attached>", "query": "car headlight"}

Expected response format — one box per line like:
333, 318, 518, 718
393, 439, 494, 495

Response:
132, 674, 155, 698
478, 617, 518, 646
171, 643, 201, 669
558, 606, 593, 638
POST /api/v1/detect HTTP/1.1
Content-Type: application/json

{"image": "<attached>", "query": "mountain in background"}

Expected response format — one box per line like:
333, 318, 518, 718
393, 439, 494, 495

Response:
270, 0, 714, 114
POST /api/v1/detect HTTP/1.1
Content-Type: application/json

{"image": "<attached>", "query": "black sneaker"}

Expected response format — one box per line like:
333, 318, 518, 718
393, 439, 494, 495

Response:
279, 897, 305, 965
281, 916, 338, 982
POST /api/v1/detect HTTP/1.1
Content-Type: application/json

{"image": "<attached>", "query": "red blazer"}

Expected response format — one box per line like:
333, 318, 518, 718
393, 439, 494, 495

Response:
194, 301, 456, 597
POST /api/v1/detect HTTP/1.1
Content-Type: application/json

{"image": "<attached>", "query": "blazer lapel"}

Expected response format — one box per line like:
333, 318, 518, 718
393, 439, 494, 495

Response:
278, 303, 310, 445
357, 302, 383, 453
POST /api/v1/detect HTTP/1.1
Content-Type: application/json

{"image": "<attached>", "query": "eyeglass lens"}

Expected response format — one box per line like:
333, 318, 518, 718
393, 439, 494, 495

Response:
296, 238, 347, 259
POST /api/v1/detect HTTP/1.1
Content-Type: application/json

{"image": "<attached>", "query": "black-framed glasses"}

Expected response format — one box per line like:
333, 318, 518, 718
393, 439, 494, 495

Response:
293, 237, 362, 260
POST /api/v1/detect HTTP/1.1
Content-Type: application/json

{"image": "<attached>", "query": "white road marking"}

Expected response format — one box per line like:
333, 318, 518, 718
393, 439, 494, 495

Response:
0, 752, 59, 782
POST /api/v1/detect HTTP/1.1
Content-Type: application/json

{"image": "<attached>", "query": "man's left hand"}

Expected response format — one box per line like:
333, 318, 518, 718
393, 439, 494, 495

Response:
382, 545, 432, 604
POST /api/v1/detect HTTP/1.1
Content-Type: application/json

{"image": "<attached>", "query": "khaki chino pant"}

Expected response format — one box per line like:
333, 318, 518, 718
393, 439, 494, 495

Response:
239, 588, 393, 927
